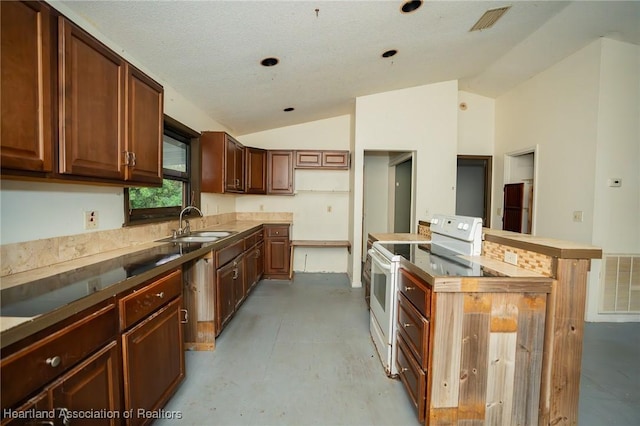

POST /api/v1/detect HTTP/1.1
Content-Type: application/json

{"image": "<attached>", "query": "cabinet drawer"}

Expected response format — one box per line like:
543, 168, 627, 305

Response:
216, 239, 244, 267
264, 225, 289, 238
119, 269, 182, 330
244, 229, 263, 249
398, 268, 431, 318
397, 292, 429, 370
396, 333, 427, 423
1, 302, 117, 410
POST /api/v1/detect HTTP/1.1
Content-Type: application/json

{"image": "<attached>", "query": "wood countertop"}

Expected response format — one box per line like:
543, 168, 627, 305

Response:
482, 228, 602, 259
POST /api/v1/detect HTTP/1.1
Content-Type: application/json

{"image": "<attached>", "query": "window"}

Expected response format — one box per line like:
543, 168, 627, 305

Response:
124, 116, 200, 225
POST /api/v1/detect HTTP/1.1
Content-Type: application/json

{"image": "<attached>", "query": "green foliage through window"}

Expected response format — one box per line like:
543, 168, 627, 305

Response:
129, 179, 183, 209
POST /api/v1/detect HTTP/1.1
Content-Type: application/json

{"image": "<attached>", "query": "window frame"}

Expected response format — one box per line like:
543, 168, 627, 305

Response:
124, 115, 201, 226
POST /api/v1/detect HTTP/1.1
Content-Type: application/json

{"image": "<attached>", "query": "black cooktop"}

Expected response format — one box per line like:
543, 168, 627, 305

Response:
1, 242, 204, 317
378, 243, 497, 278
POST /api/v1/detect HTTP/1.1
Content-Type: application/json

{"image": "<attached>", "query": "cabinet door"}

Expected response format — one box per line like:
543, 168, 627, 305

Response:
246, 147, 267, 194
267, 150, 294, 194
1, 1, 54, 173
265, 239, 290, 275
245, 244, 264, 293
256, 241, 265, 282
233, 255, 245, 309
126, 65, 163, 185
294, 151, 322, 168
58, 17, 126, 180
225, 137, 245, 193
2, 390, 51, 425
322, 151, 350, 169
50, 341, 121, 426
122, 298, 185, 426
216, 260, 237, 333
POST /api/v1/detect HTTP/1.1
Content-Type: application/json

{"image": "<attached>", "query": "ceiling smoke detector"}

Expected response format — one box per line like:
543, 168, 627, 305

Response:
469, 6, 511, 32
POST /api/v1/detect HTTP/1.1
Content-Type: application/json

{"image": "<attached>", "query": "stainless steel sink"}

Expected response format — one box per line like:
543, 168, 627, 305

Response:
158, 230, 235, 244
158, 235, 220, 243
190, 231, 234, 238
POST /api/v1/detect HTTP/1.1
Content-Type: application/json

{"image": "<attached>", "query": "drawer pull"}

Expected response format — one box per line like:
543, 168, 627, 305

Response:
180, 309, 189, 324
232, 268, 239, 279
405, 286, 416, 291
400, 367, 408, 373
402, 323, 413, 328
46, 356, 61, 367
156, 292, 165, 299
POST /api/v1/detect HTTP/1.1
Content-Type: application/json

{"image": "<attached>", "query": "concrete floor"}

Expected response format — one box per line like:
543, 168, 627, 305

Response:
159, 273, 640, 426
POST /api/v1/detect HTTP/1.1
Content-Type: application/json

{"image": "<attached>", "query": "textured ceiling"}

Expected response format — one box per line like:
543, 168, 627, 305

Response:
58, 1, 640, 135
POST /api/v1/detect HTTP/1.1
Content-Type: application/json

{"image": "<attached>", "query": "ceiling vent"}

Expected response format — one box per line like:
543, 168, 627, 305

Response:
469, 6, 511, 32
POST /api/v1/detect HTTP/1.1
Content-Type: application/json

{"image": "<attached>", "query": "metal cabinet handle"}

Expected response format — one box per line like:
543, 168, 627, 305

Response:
255, 250, 260, 258
232, 268, 239, 279
46, 356, 61, 367
180, 309, 189, 324
402, 323, 413, 328
130, 152, 136, 167
405, 286, 416, 291
156, 292, 165, 299
400, 367, 408, 373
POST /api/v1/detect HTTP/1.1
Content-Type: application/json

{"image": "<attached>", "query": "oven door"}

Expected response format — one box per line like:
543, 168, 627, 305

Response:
368, 247, 396, 375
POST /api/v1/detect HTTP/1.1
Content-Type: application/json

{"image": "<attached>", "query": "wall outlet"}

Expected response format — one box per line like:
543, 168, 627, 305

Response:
84, 210, 99, 229
504, 251, 518, 266
572, 211, 583, 222
327, 205, 332, 213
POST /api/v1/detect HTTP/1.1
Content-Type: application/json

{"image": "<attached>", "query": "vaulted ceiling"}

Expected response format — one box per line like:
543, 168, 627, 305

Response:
58, 1, 640, 135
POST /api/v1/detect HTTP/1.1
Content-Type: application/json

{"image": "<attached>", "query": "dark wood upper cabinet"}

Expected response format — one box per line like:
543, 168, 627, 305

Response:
1, 1, 55, 173
58, 17, 163, 185
201, 131, 246, 193
294, 150, 350, 170
267, 150, 294, 194
58, 17, 127, 180
246, 147, 267, 194
126, 66, 163, 185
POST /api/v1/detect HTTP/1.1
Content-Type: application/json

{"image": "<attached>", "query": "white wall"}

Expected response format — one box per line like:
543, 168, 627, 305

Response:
592, 39, 640, 254
351, 80, 459, 286
363, 152, 391, 259
237, 115, 352, 273
494, 40, 601, 244
495, 38, 640, 322
458, 91, 495, 155
588, 39, 640, 323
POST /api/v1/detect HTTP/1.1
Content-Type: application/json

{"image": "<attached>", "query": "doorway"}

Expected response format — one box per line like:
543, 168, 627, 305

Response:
362, 151, 414, 261
456, 155, 492, 227
394, 158, 412, 233
503, 148, 537, 234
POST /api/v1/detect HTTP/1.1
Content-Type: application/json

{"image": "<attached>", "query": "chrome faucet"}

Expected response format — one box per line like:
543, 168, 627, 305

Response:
178, 205, 203, 236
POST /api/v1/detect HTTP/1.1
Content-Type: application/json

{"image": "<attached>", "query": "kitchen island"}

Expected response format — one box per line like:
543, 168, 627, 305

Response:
370, 225, 602, 426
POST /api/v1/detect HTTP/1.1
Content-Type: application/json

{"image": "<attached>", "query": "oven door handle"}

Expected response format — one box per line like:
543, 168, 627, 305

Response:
368, 249, 393, 271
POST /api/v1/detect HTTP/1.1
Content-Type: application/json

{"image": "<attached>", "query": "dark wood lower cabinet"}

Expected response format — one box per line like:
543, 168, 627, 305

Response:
51, 341, 122, 426
263, 225, 290, 279
216, 255, 243, 334
121, 297, 184, 426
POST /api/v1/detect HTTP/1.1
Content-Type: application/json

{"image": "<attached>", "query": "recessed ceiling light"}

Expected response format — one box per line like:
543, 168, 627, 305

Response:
283, 107, 295, 112
261, 57, 279, 67
382, 49, 398, 58
401, 0, 423, 14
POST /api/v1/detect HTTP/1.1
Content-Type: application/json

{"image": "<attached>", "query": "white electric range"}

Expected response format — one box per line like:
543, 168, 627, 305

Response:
368, 214, 484, 377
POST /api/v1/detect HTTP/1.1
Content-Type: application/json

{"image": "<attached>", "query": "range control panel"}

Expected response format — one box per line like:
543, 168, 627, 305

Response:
430, 214, 483, 255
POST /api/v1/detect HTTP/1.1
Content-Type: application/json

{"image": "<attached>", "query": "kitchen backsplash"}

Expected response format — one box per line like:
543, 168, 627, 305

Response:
1, 212, 292, 277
